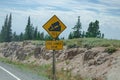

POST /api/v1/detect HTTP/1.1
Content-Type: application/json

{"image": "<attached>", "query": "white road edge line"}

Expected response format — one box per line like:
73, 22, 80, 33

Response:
0, 66, 21, 80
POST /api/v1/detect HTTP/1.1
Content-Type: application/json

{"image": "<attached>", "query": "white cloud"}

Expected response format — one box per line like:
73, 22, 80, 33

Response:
100, 0, 120, 6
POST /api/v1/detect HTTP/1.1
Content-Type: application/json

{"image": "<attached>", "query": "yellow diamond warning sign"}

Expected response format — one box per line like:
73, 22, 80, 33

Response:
45, 41, 63, 50
43, 15, 66, 39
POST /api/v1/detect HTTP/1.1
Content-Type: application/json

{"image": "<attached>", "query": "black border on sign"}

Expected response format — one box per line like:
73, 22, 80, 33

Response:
42, 15, 67, 39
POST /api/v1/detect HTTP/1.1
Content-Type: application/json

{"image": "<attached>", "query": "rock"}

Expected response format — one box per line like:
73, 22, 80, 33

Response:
16, 52, 27, 61
65, 48, 85, 60
88, 59, 96, 66
83, 50, 99, 61
22, 41, 32, 47
34, 47, 41, 58
95, 53, 109, 65
58, 53, 66, 61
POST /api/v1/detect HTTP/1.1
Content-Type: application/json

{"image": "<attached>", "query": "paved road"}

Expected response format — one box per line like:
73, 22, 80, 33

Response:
0, 61, 48, 80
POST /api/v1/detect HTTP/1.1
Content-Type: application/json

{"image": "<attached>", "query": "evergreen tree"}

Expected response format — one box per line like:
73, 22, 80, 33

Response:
44, 34, 52, 40
94, 20, 101, 37
40, 32, 44, 40
31, 24, 34, 40
81, 31, 86, 38
12, 32, 17, 41
37, 31, 41, 40
0, 25, 6, 42
72, 16, 82, 38
7, 13, 12, 42
0, 14, 12, 42
3, 15, 8, 42
24, 16, 33, 40
68, 32, 73, 39
102, 33, 104, 38
86, 22, 93, 37
86, 20, 101, 38
60, 37, 64, 40
19, 32, 24, 41
34, 27, 38, 40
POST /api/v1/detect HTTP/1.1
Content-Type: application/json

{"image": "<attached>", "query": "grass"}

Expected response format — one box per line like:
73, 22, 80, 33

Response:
104, 46, 117, 54
46, 68, 83, 80
64, 38, 120, 48
0, 57, 83, 80
20, 38, 120, 49
0, 57, 50, 79
31, 40, 45, 46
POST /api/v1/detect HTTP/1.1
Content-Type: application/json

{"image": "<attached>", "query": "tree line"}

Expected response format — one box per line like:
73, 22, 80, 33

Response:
0, 14, 104, 42
68, 16, 104, 39
0, 14, 52, 42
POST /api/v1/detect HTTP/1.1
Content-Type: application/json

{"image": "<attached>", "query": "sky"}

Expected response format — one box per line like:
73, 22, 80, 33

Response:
0, 0, 120, 39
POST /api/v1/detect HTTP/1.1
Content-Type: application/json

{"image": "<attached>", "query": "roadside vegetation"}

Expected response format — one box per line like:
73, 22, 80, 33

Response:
0, 57, 83, 80
30, 38, 120, 49
65, 38, 120, 49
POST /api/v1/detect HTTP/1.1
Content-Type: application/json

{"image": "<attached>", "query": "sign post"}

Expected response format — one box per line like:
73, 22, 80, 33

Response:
53, 39, 56, 80
43, 15, 66, 80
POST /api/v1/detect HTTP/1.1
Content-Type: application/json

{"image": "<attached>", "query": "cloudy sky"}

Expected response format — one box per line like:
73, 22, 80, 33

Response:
0, 0, 120, 39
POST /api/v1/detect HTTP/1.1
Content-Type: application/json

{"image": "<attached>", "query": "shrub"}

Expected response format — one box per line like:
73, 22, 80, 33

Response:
67, 44, 79, 49
105, 46, 117, 54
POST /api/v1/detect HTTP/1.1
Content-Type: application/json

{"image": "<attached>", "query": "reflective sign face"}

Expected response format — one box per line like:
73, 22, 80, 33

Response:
45, 41, 63, 50
43, 15, 66, 39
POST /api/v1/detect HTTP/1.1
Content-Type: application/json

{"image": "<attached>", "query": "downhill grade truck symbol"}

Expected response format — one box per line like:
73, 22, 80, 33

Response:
48, 21, 61, 31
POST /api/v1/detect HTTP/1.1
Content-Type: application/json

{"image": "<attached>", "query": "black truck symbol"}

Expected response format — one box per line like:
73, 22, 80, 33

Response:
48, 21, 61, 31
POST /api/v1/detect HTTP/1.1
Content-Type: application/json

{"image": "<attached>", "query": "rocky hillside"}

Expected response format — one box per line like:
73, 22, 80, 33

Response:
0, 41, 120, 80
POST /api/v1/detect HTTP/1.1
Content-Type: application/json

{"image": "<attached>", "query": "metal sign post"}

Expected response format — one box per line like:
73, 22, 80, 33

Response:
43, 15, 67, 80
52, 39, 56, 80
53, 46, 56, 80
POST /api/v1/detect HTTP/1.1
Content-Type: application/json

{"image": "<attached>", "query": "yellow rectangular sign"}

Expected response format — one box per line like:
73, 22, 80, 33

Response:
45, 41, 63, 50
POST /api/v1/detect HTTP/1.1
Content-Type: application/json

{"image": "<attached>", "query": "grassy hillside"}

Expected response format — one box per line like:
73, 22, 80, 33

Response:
64, 38, 120, 48
31, 38, 120, 48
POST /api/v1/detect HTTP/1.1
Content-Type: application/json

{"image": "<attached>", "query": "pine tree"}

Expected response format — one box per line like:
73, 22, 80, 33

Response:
12, 32, 17, 41
86, 20, 101, 38
1, 25, 5, 42
3, 15, 8, 42
81, 31, 85, 38
19, 32, 24, 41
94, 20, 101, 37
86, 22, 93, 37
44, 34, 52, 40
37, 31, 41, 40
68, 32, 73, 39
40, 32, 44, 40
0, 14, 12, 42
24, 16, 33, 40
7, 13, 12, 42
102, 33, 104, 38
34, 27, 38, 40
72, 16, 82, 38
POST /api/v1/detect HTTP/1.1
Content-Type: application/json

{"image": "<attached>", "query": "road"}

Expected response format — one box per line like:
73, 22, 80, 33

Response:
0, 61, 48, 80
